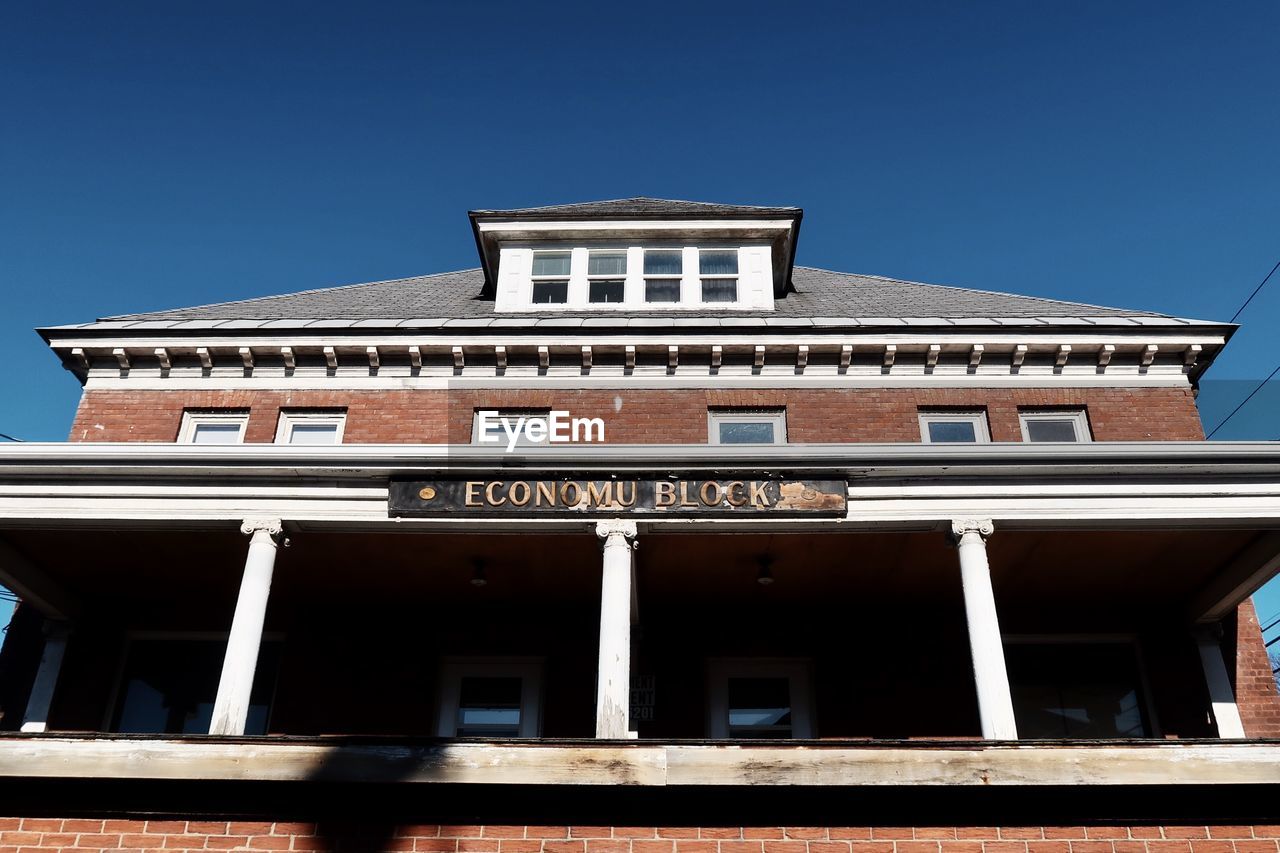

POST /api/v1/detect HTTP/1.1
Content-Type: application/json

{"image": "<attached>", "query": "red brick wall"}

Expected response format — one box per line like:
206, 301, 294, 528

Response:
1234, 599, 1280, 738
68, 387, 1205, 443
0, 821, 1278, 853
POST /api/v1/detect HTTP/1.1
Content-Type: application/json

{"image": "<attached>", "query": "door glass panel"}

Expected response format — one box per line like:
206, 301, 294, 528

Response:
727, 677, 792, 738
456, 676, 523, 737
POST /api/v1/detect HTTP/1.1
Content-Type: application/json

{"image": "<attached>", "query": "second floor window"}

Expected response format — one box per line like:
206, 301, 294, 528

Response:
436, 659, 543, 738
644, 249, 682, 303
531, 252, 571, 304
708, 659, 814, 739
708, 409, 787, 445
178, 411, 248, 444
1005, 640, 1152, 738
276, 411, 346, 445
1020, 410, 1091, 442
919, 411, 990, 444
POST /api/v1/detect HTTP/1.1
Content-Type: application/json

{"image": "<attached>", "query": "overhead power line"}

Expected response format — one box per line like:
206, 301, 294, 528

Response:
0, 432, 22, 442
1205, 363, 1280, 439
1230, 258, 1280, 324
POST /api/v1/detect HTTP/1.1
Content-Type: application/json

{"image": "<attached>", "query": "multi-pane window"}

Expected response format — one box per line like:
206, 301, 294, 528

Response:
530, 252, 571, 304
588, 251, 627, 304
276, 411, 346, 445
708, 659, 813, 739
111, 637, 280, 735
1005, 640, 1152, 738
919, 411, 990, 444
1019, 410, 1091, 442
436, 660, 542, 738
643, 250, 683, 303
708, 409, 787, 445
699, 249, 739, 303
178, 411, 248, 444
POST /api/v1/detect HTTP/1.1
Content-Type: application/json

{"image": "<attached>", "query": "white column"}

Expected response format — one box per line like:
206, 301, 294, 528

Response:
209, 518, 283, 736
594, 520, 637, 739
952, 518, 1018, 740
1195, 627, 1247, 739
20, 621, 71, 733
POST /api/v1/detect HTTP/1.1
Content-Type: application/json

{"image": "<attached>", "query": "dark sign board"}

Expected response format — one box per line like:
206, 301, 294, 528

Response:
388, 478, 848, 517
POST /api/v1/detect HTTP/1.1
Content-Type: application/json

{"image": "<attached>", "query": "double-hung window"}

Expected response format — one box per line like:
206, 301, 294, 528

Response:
919, 410, 990, 444
276, 411, 346, 445
643, 250, 682, 303
178, 411, 248, 444
699, 249, 739, 303
530, 252, 571, 304
587, 251, 627, 304
708, 409, 787, 445
436, 659, 543, 738
708, 659, 813, 739
1019, 409, 1091, 442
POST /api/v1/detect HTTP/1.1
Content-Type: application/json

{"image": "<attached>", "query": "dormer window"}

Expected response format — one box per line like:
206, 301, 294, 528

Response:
588, 251, 627, 304
644, 250, 683, 303
530, 252, 571, 304
699, 250, 739, 303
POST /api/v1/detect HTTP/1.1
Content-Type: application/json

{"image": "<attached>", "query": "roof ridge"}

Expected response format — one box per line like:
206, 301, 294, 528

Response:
794, 265, 1167, 317
101, 268, 483, 321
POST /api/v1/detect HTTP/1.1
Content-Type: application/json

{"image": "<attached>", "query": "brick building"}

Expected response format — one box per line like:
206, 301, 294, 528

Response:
0, 198, 1278, 851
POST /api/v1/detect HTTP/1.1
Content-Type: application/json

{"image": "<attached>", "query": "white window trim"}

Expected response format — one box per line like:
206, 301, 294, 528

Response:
918, 411, 991, 444
697, 247, 740, 304
1018, 409, 1091, 443
436, 657, 543, 738
1002, 633, 1159, 738
470, 408, 552, 446
707, 409, 788, 445
177, 411, 248, 444
530, 249, 572, 305
707, 658, 814, 739
586, 249, 628, 305
274, 411, 347, 445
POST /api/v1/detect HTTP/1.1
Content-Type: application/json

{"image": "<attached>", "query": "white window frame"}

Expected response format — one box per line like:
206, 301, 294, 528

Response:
529, 250, 572, 305
643, 248, 684, 304
697, 247, 740, 304
470, 408, 552, 447
707, 658, 814, 739
274, 411, 346, 445
586, 249, 628, 305
436, 658, 543, 738
1018, 409, 1091, 443
177, 411, 248, 444
918, 411, 991, 444
1002, 633, 1159, 738
707, 409, 787, 445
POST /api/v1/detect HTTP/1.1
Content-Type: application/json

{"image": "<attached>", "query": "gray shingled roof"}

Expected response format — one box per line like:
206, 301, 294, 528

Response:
99, 266, 1173, 325
470, 197, 801, 220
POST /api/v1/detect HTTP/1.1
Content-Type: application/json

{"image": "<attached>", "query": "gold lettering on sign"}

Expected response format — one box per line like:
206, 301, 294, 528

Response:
508, 481, 531, 507
655, 481, 676, 507
560, 481, 581, 506
678, 482, 698, 507
465, 482, 483, 507
699, 481, 724, 506
587, 481, 613, 506
616, 481, 637, 507
485, 481, 506, 507
725, 481, 747, 507
749, 482, 771, 508
535, 481, 556, 507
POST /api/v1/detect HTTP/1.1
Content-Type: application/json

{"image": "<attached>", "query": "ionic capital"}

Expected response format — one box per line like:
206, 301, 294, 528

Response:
595, 520, 638, 547
240, 517, 285, 540
950, 518, 995, 542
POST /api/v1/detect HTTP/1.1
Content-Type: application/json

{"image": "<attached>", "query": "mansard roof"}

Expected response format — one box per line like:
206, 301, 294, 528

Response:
78, 265, 1207, 330
468, 197, 802, 220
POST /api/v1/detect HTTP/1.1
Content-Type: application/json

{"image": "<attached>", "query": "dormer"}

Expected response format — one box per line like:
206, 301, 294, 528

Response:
469, 198, 802, 312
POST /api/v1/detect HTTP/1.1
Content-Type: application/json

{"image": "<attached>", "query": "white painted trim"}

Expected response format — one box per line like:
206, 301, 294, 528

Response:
707, 409, 788, 445
177, 411, 248, 444
476, 218, 797, 234
274, 411, 346, 445
919, 411, 991, 444
706, 658, 814, 739
20, 622, 70, 733
435, 658, 543, 738
1019, 409, 1092, 443
1195, 631, 1248, 739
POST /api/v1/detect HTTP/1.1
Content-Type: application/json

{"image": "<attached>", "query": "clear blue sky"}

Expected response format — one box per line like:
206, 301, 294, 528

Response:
1, 2, 1278, 634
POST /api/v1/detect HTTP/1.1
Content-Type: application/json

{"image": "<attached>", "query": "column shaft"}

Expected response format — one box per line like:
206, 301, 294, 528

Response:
595, 521, 636, 738
20, 621, 71, 733
1195, 629, 1247, 738
953, 519, 1018, 740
